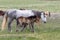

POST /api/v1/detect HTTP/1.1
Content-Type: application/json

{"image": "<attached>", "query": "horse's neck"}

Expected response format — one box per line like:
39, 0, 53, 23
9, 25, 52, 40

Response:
32, 10, 41, 17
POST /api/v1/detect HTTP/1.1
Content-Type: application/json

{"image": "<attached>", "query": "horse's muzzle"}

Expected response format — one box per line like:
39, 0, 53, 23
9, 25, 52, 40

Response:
44, 22, 46, 23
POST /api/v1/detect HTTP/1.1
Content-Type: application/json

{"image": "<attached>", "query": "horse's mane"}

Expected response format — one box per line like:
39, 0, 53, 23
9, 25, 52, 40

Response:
20, 8, 25, 10
32, 10, 42, 17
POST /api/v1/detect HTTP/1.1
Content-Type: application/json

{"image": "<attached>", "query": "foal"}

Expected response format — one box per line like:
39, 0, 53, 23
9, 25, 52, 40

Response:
17, 16, 36, 32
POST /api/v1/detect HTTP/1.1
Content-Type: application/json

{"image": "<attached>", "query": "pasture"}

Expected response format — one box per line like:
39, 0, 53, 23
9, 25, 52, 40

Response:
0, 0, 60, 40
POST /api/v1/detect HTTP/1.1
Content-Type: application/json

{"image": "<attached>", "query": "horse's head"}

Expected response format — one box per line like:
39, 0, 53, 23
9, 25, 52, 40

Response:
0, 10, 5, 16
40, 11, 47, 23
40, 11, 51, 23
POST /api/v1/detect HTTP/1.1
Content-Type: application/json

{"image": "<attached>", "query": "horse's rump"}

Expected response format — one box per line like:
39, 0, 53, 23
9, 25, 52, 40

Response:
0, 10, 5, 16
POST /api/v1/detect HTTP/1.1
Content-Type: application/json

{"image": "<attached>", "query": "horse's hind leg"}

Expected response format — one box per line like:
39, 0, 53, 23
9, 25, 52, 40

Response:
8, 18, 13, 32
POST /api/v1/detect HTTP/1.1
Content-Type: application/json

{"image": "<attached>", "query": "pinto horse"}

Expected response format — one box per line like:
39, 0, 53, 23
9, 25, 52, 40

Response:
0, 9, 50, 32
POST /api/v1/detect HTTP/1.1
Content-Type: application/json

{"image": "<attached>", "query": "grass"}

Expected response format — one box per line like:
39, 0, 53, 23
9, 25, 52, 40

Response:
0, 0, 60, 40
0, 16, 60, 40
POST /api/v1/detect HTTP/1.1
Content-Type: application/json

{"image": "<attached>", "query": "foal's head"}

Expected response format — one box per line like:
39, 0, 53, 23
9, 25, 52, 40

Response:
0, 10, 5, 16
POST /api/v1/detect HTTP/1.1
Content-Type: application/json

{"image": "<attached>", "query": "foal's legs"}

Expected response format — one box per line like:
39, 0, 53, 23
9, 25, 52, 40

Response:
28, 19, 34, 32
20, 19, 30, 32
8, 18, 13, 32
29, 22, 34, 32
17, 18, 24, 32
17, 17, 27, 32
20, 23, 27, 32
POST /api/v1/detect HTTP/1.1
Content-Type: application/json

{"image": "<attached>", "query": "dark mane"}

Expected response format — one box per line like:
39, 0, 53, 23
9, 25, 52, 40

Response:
32, 10, 42, 18
20, 8, 25, 10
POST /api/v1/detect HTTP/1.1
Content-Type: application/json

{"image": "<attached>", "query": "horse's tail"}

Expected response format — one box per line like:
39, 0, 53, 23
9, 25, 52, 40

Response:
1, 13, 8, 31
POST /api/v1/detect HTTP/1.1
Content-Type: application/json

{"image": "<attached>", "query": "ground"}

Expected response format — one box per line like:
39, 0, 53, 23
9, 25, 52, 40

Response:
0, 0, 60, 40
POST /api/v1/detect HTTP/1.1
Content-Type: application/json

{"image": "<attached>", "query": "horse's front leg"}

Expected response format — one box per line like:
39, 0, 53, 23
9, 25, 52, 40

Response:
8, 18, 13, 32
29, 22, 34, 32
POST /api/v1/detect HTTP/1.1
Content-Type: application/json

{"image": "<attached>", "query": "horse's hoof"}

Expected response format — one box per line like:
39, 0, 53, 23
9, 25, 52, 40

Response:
20, 30, 23, 32
31, 31, 34, 33
16, 30, 19, 32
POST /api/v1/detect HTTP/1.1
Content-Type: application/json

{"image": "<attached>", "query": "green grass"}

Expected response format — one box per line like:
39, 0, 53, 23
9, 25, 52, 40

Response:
0, 17, 60, 40
0, 0, 60, 40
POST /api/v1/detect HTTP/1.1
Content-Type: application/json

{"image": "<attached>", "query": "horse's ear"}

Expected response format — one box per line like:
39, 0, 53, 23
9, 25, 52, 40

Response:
45, 11, 51, 17
49, 12, 51, 17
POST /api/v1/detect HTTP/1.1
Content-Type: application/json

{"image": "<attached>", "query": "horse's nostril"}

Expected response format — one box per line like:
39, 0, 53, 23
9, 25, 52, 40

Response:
44, 22, 46, 23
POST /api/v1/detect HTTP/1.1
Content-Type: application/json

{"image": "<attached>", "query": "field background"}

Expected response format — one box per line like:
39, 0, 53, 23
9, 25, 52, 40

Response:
0, 0, 60, 40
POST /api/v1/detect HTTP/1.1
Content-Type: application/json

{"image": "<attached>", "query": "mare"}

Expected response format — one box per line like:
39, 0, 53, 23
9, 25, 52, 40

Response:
18, 10, 51, 32
0, 9, 50, 32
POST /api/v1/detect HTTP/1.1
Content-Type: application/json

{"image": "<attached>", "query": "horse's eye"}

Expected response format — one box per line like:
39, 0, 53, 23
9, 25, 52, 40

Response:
44, 15, 45, 17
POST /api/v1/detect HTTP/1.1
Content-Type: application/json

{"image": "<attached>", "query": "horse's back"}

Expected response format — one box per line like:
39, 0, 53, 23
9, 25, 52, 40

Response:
16, 10, 35, 18
16, 10, 33, 14
5, 9, 35, 19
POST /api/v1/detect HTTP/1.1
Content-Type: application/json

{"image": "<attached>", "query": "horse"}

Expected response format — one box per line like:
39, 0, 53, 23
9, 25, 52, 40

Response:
17, 10, 51, 32
17, 9, 51, 32
19, 8, 50, 25
0, 9, 50, 32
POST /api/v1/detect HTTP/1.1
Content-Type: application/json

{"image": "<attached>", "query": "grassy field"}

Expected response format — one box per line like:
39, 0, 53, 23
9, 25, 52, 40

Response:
0, 0, 60, 40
